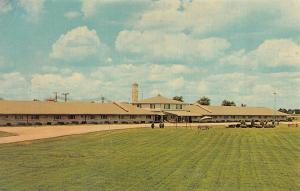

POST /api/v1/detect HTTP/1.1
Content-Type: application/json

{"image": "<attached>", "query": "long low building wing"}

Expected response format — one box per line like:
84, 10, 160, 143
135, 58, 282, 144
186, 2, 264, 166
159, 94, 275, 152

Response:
186, 104, 288, 116
0, 100, 154, 115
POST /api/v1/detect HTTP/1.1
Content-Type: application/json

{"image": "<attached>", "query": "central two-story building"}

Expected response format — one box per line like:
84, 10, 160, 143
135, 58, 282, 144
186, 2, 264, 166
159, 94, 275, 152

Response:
132, 94, 203, 122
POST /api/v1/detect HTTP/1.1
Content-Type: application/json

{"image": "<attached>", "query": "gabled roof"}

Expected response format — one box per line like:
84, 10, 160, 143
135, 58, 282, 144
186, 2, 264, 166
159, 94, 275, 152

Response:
133, 95, 184, 104
0, 100, 154, 115
184, 104, 211, 115
194, 104, 288, 116
164, 110, 201, 117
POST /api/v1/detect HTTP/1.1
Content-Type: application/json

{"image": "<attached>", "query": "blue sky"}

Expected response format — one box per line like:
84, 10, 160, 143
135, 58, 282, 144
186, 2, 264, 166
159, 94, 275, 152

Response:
0, 0, 299, 108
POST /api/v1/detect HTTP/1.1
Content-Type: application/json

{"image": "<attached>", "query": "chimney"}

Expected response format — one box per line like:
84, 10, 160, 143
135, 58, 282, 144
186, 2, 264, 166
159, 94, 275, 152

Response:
131, 82, 139, 103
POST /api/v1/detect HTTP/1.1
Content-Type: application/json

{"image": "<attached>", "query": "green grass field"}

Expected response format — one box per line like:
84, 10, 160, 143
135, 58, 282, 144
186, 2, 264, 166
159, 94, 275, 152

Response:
0, 125, 299, 190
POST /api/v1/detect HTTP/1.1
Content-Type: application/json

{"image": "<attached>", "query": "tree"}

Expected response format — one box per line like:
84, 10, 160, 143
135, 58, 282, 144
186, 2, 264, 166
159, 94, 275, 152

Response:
278, 108, 288, 113
241, 103, 247, 107
173, 96, 184, 102
287, 109, 295, 114
197, 96, 210, 105
222, 100, 236, 106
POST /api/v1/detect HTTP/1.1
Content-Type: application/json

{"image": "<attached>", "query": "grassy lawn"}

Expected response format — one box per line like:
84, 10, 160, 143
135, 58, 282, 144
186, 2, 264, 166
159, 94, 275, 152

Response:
0, 126, 299, 191
0, 131, 16, 137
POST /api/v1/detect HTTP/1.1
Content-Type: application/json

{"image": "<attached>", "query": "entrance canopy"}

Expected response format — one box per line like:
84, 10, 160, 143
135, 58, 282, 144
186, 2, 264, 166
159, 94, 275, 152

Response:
200, 116, 213, 121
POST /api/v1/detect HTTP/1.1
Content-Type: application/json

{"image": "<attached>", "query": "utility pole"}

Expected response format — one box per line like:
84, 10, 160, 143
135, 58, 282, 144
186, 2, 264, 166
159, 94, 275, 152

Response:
62, 93, 69, 102
53, 92, 58, 102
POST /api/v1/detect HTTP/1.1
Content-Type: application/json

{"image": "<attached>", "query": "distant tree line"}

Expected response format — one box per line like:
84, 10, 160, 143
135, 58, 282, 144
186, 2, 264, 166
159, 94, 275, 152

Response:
173, 96, 243, 107
278, 108, 300, 114
173, 96, 184, 102
221, 100, 236, 106
197, 96, 210, 105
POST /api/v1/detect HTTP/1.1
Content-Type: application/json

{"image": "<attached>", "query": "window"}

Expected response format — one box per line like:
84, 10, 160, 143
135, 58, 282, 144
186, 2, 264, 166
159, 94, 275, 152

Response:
31, 115, 39, 120
54, 115, 62, 120
224, 116, 229, 119
90, 115, 95, 119
150, 104, 155, 109
100, 115, 108, 119
231, 116, 235, 119
146, 115, 152, 119
164, 104, 170, 109
176, 104, 182, 109
119, 115, 124, 119
15, 115, 23, 120
68, 115, 76, 119
137, 104, 141, 108
130, 115, 136, 119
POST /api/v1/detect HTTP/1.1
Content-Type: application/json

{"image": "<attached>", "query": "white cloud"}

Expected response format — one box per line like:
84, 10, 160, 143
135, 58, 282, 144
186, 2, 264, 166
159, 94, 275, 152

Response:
50, 26, 102, 60
0, 72, 29, 99
196, 81, 208, 94
273, 0, 300, 27
0, 0, 12, 14
116, 30, 230, 61
134, 0, 300, 35
31, 72, 102, 100
64, 11, 81, 19
221, 39, 300, 67
91, 63, 191, 83
81, 0, 104, 18
167, 77, 185, 90
0, 0, 44, 22
106, 57, 113, 64
252, 39, 300, 67
219, 50, 248, 66
18, 0, 44, 23
134, 0, 250, 35
81, 0, 147, 18
0, 67, 299, 107
170, 64, 190, 74
190, 72, 300, 108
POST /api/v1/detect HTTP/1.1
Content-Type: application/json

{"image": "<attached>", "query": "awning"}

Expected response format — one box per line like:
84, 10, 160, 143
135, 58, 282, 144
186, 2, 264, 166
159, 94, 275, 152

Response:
200, 116, 213, 120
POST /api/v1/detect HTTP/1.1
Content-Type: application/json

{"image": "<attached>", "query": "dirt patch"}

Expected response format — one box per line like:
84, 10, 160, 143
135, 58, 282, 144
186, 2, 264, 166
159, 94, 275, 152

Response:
0, 131, 17, 138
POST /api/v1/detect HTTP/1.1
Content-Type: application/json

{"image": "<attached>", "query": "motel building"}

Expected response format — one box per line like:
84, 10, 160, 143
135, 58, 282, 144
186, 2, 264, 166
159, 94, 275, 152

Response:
132, 95, 287, 123
0, 101, 155, 126
0, 83, 288, 126
130, 83, 287, 123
